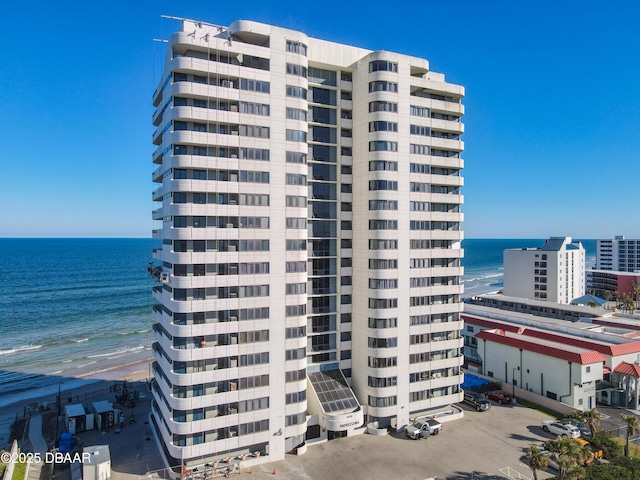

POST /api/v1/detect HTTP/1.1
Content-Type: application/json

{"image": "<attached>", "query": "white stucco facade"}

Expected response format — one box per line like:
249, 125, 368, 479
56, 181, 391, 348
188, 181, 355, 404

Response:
150, 18, 465, 468
503, 237, 585, 304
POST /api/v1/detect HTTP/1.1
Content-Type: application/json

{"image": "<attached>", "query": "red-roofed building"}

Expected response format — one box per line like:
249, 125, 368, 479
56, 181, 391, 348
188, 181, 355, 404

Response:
463, 311, 640, 410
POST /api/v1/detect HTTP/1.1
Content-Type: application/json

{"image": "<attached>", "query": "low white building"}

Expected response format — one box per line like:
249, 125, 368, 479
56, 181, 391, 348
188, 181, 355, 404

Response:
503, 237, 585, 304
463, 305, 640, 410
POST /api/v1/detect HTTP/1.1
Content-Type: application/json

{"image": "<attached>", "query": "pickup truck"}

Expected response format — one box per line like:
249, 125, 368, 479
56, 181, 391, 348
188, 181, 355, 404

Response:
541, 420, 581, 438
405, 418, 443, 440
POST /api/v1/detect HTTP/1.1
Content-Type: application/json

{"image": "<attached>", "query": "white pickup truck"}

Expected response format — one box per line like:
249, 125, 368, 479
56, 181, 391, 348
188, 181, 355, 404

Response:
405, 418, 443, 440
541, 420, 580, 438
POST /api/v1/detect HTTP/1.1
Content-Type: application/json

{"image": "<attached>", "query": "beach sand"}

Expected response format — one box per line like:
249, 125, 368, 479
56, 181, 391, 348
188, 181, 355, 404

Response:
0, 358, 153, 449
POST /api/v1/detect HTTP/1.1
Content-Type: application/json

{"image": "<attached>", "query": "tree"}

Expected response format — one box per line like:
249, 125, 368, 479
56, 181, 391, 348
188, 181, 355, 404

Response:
633, 281, 640, 310
621, 413, 640, 457
569, 408, 603, 435
546, 436, 590, 480
582, 409, 604, 435
623, 294, 635, 314
521, 444, 550, 480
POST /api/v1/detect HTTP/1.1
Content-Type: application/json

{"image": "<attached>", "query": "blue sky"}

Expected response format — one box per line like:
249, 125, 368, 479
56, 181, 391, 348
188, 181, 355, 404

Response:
1, 1, 638, 238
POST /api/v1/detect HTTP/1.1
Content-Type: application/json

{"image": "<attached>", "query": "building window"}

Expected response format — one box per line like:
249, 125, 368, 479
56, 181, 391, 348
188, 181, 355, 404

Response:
286, 63, 308, 77
286, 40, 308, 56
286, 85, 308, 98
369, 101, 398, 112
369, 60, 398, 73
369, 141, 398, 152
369, 81, 398, 93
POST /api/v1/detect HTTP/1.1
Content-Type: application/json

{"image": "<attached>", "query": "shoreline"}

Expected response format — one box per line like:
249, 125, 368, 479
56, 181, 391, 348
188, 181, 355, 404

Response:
0, 358, 153, 448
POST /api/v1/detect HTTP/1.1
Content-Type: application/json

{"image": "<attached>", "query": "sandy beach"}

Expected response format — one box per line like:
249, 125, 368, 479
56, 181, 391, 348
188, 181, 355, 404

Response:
0, 358, 153, 449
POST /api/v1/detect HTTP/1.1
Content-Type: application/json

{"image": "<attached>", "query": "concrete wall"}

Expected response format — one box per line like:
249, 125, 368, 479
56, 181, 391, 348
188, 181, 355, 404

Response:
464, 370, 577, 416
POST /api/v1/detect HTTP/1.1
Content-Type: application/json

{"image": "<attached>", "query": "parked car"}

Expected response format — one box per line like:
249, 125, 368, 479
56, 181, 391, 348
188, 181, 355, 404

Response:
560, 418, 592, 436
463, 391, 491, 411
405, 418, 443, 440
541, 420, 581, 438
485, 390, 512, 404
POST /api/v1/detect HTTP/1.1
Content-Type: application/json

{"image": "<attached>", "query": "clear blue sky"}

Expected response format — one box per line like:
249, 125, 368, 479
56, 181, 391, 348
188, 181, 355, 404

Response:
1, 1, 639, 238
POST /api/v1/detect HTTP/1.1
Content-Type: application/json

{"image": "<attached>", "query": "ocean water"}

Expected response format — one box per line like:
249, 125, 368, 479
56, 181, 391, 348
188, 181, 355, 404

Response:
0, 238, 156, 404
0, 237, 596, 405
461, 238, 596, 294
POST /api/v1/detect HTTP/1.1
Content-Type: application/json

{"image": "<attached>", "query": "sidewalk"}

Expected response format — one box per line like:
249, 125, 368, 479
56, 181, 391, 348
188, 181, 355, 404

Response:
26, 414, 48, 480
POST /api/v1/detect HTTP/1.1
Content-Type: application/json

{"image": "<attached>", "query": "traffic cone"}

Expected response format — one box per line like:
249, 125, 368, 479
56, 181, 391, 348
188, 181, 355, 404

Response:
272, 468, 277, 475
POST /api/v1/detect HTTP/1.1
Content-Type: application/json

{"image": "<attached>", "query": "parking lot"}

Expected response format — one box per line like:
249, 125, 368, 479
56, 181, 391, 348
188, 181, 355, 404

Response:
55, 388, 562, 480
248, 401, 556, 480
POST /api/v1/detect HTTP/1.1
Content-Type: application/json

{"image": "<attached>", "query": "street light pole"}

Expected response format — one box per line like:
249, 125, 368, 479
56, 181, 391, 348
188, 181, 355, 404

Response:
512, 367, 517, 403
57, 381, 62, 417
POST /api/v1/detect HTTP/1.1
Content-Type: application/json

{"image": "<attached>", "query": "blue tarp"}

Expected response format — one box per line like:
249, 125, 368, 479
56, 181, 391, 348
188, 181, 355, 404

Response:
461, 373, 490, 391
58, 432, 75, 453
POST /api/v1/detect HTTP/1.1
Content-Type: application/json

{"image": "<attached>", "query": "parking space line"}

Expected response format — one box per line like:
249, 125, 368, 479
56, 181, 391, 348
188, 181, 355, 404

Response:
498, 466, 533, 480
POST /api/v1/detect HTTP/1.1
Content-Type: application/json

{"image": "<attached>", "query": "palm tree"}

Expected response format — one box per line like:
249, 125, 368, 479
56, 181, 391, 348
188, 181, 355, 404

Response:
633, 281, 640, 310
623, 294, 635, 314
581, 408, 603, 435
546, 436, 589, 480
603, 290, 612, 309
621, 413, 640, 457
520, 444, 550, 480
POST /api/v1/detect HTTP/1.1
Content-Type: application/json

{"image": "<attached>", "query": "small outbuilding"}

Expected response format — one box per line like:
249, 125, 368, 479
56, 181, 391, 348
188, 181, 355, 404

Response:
92, 401, 115, 430
82, 445, 111, 480
64, 404, 94, 434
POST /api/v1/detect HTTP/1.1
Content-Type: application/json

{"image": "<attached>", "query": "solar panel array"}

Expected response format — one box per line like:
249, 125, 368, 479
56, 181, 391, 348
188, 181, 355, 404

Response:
308, 370, 359, 413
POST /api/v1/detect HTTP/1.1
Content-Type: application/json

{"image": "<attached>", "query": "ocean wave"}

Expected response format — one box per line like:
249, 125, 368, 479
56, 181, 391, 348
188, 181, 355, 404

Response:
74, 338, 90, 343
462, 273, 504, 283
86, 345, 145, 359
76, 361, 97, 369
0, 344, 43, 356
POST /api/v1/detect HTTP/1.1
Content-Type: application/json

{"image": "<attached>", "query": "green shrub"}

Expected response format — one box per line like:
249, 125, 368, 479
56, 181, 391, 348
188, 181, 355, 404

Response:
586, 434, 624, 459
584, 464, 631, 480
611, 456, 640, 478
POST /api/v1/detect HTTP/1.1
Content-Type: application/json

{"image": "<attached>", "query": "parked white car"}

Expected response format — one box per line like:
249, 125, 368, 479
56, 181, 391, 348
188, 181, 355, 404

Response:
541, 420, 581, 438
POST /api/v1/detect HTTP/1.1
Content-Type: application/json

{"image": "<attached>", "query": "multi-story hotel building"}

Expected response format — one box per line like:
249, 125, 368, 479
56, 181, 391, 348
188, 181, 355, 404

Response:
151, 18, 465, 468
596, 236, 640, 272
503, 237, 585, 304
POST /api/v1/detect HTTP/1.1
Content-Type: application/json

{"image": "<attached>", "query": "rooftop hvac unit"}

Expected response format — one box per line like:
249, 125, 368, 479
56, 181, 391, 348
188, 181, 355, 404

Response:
160, 273, 169, 283
221, 80, 232, 88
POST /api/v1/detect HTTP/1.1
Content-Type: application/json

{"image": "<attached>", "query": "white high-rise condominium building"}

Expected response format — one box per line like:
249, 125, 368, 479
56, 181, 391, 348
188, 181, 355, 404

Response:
503, 237, 585, 304
151, 18, 464, 468
596, 236, 640, 272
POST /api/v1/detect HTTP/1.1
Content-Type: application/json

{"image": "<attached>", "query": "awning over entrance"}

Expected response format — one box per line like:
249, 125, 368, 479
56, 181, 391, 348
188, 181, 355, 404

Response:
307, 370, 363, 431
